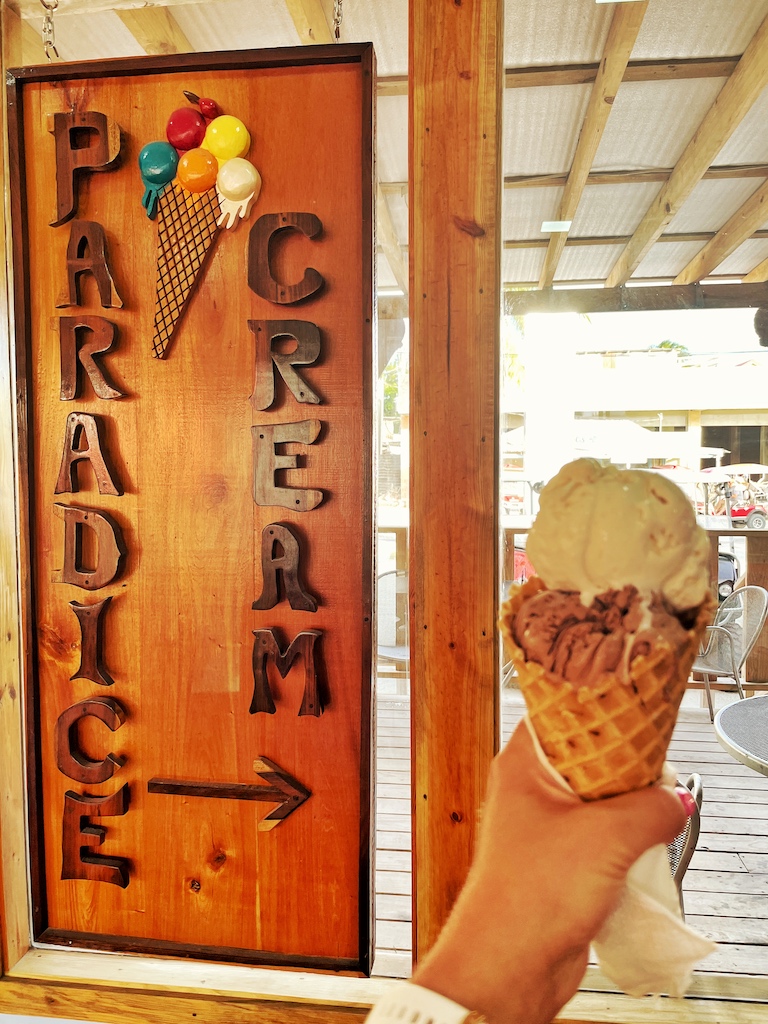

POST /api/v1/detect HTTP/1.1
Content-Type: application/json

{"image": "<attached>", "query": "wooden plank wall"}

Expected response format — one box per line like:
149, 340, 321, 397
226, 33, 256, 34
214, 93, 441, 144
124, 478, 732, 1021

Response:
409, 0, 503, 958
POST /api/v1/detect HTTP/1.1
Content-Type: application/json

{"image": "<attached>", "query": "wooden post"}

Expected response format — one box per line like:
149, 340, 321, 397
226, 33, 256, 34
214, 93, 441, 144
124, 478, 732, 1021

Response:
410, 0, 503, 959
745, 534, 768, 682
0, 11, 32, 975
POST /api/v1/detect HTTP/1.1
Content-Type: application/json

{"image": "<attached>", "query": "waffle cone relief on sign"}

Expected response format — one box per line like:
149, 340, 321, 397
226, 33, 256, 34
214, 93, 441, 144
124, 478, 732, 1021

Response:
500, 459, 714, 799
138, 91, 262, 358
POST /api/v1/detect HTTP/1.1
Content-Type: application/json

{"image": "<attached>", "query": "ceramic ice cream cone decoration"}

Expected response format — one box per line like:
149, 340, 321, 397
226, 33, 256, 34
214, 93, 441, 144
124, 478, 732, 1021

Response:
500, 459, 715, 799
139, 91, 263, 358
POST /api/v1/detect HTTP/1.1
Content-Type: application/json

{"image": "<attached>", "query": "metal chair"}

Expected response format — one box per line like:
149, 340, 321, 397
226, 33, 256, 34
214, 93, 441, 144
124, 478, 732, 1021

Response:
377, 570, 409, 682
667, 773, 703, 920
691, 585, 768, 722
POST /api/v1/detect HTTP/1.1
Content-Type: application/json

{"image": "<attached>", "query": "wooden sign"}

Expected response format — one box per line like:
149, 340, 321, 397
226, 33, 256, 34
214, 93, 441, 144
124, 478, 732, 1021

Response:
8, 46, 374, 973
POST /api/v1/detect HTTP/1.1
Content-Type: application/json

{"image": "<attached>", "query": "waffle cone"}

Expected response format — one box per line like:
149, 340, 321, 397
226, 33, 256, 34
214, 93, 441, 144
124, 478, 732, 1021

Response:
151, 182, 221, 359
500, 577, 714, 800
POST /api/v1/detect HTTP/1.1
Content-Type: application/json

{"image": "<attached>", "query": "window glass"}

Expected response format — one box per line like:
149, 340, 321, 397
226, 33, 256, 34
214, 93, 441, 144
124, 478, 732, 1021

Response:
500, 305, 768, 983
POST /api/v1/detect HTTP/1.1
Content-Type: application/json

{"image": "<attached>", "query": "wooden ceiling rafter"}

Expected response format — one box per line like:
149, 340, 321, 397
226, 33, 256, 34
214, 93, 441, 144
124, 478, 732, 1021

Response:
605, 11, 768, 289
505, 163, 768, 189
117, 7, 192, 54
506, 280, 768, 315
378, 165, 768, 196
743, 255, 768, 283
280, 1, 407, 293
538, 1, 648, 288
5, 5, 45, 64
506, 54, 738, 89
376, 184, 408, 298
284, 0, 333, 45
505, 229, 768, 250
375, 55, 741, 99
13, 0, 236, 13
674, 178, 768, 284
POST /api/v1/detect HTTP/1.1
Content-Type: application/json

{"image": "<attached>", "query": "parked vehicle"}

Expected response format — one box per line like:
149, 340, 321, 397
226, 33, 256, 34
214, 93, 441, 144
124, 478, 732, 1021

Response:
730, 506, 768, 529
718, 551, 740, 601
696, 479, 768, 529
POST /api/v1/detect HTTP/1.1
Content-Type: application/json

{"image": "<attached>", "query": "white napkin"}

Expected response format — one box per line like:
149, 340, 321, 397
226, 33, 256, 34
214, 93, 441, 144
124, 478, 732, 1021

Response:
523, 716, 717, 997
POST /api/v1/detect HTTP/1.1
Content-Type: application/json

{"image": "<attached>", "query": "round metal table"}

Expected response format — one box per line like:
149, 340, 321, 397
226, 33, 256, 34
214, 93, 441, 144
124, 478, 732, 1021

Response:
713, 696, 768, 776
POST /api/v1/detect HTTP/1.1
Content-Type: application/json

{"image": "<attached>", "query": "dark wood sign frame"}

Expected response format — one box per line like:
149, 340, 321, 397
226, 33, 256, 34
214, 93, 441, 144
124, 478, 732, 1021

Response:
7, 44, 374, 975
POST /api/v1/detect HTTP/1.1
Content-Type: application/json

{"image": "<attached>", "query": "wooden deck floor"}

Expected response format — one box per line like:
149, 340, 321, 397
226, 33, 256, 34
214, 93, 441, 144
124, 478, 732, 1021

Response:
373, 692, 768, 980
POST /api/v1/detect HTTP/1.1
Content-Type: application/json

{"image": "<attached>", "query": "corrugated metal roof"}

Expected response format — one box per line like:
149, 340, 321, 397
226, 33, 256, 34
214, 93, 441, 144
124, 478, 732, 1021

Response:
173, 0, 300, 52
503, 86, 592, 176
632, 0, 768, 59
11, 0, 768, 296
634, 239, 709, 279
714, 237, 768, 274
503, 0, 611, 67
667, 178, 767, 232
593, 79, 726, 171
570, 182, 667, 236
555, 243, 625, 282
503, 187, 562, 239
503, 246, 545, 285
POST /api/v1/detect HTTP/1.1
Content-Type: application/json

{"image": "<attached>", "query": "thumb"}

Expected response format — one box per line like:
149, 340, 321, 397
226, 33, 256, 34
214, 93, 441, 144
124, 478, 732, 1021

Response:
595, 784, 689, 867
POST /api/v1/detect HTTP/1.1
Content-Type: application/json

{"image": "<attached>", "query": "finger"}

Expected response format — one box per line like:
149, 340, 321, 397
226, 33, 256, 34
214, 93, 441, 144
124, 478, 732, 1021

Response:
595, 783, 688, 863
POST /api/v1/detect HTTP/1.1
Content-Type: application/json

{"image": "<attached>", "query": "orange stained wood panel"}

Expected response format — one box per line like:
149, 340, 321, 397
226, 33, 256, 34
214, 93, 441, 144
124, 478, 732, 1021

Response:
745, 532, 768, 681
409, 0, 503, 957
0, 979, 370, 1024
18, 54, 373, 966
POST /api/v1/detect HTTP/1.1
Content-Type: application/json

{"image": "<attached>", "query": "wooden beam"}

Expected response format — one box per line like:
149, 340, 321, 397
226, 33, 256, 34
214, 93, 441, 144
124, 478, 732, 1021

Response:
379, 181, 408, 196
0, 6, 31, 974
674, 179, 768, 284
376, 185, 408, 297
505, 281, 768, 316
606, 11, 768, 288
377, 75, 408, 98
117, 8, 192, 54
13, 0, 232, 13
0, 977, 371, 1023
4, 5, 46, 64
510, 230, 768, 250
371, 56, 738, 99
505, 163, 768, 189
743, 255, 768, 283
378, 295, 408, 320
505, 230, 726, 250
374, 56, 737, 98
538, 1, 648, 287
506, 54, 738, 89
285, 0, 333, 45
410, 0, 501, 959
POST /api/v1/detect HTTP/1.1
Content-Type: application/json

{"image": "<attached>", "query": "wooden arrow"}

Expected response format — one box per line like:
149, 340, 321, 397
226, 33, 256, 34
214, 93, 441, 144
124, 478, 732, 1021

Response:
147, 756, 310, 831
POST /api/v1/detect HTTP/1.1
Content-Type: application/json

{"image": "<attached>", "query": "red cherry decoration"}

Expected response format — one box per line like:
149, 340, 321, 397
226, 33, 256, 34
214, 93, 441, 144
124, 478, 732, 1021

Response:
199, 97, 220, 120
166, 107, 206, 152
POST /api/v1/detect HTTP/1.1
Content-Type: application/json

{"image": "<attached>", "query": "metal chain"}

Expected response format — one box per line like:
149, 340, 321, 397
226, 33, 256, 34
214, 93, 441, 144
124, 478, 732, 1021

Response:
333, 0, 343, 42
40, 0, 60, 61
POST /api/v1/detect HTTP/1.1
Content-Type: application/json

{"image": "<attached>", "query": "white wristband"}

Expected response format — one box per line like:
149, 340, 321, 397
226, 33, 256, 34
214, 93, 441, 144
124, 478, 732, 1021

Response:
367, 982, 486, 1024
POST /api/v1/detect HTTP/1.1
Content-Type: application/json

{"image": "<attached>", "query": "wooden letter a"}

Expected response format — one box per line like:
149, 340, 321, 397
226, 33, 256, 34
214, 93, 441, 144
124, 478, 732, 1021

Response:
55, 412, 122, 496
57, 221, 123, 309
253, 524, 317, 612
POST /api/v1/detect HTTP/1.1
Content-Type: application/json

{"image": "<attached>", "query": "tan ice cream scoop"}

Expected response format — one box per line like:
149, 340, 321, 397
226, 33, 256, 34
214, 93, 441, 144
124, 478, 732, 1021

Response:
501, 459, 714, 800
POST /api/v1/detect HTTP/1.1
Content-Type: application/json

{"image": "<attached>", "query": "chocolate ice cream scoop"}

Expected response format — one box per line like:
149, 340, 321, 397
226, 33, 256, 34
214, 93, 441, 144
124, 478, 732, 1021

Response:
512, 585, 689, 687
